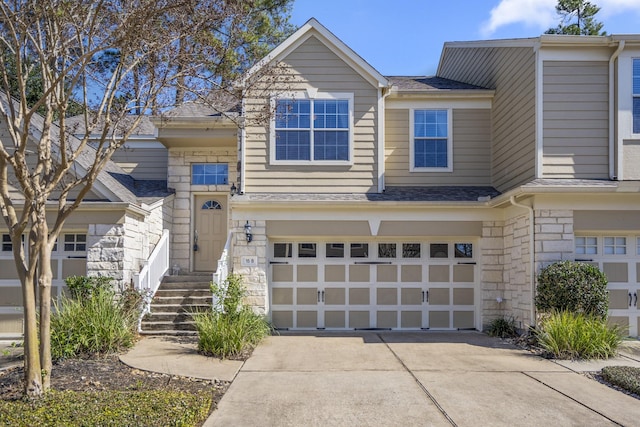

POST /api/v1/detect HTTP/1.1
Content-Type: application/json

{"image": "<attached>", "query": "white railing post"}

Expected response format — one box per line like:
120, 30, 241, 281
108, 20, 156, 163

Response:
135, 229, 170, 332
212, 231, 233, 312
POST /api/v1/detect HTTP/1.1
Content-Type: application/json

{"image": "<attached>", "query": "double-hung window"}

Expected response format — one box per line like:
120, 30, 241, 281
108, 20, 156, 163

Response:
411, 109, 452, 171
272, 93, 352, 164
191, 163, 228, 185
634, 59, 640, 134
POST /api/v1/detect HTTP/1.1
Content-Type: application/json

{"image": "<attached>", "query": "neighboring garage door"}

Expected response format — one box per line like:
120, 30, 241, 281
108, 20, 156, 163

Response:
269, 239, 478, 330
575, 235, 640, 337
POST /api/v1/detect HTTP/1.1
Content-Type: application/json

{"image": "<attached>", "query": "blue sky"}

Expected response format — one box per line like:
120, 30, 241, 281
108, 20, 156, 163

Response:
290, 0, 640, 76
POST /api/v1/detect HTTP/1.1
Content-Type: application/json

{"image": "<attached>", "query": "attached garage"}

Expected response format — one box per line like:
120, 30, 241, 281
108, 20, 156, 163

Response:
269, 239, 478, 330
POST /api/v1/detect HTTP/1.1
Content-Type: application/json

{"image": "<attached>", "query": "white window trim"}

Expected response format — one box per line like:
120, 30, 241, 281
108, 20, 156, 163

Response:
409, 108, 453, 172
269, 91, 354, 166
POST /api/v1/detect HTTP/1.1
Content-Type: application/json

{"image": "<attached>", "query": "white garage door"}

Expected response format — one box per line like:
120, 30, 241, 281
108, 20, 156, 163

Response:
269, 239, 478, 330
575, 235, 640, 337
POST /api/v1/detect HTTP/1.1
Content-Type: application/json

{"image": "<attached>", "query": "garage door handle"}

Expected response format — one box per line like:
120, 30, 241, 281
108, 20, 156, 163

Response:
317, 291, 325, 303
354, 261, 392, 265
457, 262, 476, 265
630, 293, 633, 307
423, 291, 429, 303
634, 293, 637, 307
269, 261, 289, 265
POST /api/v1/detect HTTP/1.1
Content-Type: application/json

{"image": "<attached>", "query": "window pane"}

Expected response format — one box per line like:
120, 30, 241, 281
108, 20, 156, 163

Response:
276, 100, 310, 129
350, 243, 368, 258
314, 131, 349, 161
298, 243, 317, 258
275, 131, 311, 160
402, 243, 421, 258
414, 110, 448, 138
2, 234, 11, 252
378, 243, 396, 258
415, 139, 448, 168
634, 59, 640, 94
191, 163, 228, 185
326, 243, 344, 258
633, 98, 640, 133
314, 100, 348, 130
454, 243, 473, 258
273, 243, 292, 258
430, 243, 448, 258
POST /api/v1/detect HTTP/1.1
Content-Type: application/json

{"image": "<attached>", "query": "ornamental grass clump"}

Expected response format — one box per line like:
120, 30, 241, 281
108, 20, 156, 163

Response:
535, 310, 623, 359
194, 273, 271, 359
50, 277, 142, 360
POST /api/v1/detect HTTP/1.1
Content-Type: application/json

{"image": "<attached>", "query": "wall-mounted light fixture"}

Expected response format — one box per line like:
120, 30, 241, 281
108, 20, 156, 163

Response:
230, 183, 237, 196
244, 221, 253, 242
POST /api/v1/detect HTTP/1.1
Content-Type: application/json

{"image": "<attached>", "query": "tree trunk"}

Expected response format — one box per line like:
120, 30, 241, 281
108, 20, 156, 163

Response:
21, 271, 43, 397
38, 238, 53, 391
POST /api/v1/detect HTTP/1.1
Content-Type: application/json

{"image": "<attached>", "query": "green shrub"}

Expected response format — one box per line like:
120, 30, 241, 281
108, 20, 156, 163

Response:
535, 261, 609, 319
51, 281, 141, 360
486, 316, 519, 338
0, 390, 211, 427
535, 310, 623, 359
601, 366, 640, 395
195, 273, 271, 359
65, 275, 113, 299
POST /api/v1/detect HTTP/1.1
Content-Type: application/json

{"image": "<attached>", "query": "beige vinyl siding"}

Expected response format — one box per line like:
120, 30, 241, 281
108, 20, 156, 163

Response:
543, 61, 609, 178
385, 109, 491, 186
438, 47, 536, 191
244, 35, 378, 193
110, 147, 168, 181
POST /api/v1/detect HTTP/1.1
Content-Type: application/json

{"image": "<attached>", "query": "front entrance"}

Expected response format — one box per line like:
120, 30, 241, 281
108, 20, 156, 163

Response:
194, 195, 227, 271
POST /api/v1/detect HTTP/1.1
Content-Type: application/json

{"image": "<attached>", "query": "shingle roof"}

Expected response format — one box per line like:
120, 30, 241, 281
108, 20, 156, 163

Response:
521, 179, 618, 188
233, 186, 501, 203
387, 76, 489, 91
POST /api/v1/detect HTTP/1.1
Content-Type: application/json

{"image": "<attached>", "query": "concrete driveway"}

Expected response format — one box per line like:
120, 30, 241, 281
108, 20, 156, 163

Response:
206, 331, 640, 426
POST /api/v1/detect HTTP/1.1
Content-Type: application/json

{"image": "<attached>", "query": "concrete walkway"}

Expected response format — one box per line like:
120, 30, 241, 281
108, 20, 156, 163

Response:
205, 332, 640, 427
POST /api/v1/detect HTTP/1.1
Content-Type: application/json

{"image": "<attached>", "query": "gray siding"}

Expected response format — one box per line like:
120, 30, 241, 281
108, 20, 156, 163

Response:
244, 35, 379, 193
542, 61, 609, 178
111, 147, 168, 181
385, 109, 492, 186
438, 46, 536, 192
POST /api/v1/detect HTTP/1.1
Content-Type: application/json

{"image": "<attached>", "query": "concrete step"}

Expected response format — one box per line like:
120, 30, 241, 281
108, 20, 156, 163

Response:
143, 311, 210, 322
154, 288, 211, 297
139, 330, 198, 336
146, 303, 211, 314
152, 295, 211, 305
162, 274, 213, 283
140, 320, 197, 331
158, 281, 212, 290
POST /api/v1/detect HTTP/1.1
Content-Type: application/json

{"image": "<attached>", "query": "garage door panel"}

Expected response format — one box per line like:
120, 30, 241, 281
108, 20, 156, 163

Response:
377, 288, 397, 305
602, 262, 628, 282
401, 311, 422, 328
297, 311, 318, 328
325, 265, 345, 282
453, 265, 474, 282
273, 265, 293, 282
377, 311, 397, 328
401, 288, 422, 305
325, 311, 345, 328
272, 311, 293, 328
325, 288, 345, 305
609, 289, 630, 310
453, 288, 474, 306
349, 265, 370, 282
453, 311, 475, 329
429, 288, 449, 305
272, 288, 293, 305
297, 288, 318, 305
297, 265, 318, 282
429, 311, 449, 329
349, 311, 369, 328
428, 265, 449, 282
377, 265, 397, 282
401, 265, 422, 282
349, 288, 370, 305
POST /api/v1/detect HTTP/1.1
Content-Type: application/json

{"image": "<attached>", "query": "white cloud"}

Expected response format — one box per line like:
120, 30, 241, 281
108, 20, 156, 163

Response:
599, 0, 640, 16
481, 0, 557, 37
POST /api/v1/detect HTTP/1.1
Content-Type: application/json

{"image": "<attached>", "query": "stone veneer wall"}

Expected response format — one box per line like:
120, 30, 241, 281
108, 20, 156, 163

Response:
502, 213, 533, 328
481, 220, 507, 328
168, 148, 237, 272
230, 219, 268, 314
533, 209, 574, 268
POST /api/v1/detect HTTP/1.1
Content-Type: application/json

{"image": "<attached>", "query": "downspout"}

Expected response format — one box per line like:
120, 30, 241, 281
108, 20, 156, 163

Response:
240, 97, 247, 194
377, 86, 391, 193
609, 40, 624, 180
509, 195, 535, 329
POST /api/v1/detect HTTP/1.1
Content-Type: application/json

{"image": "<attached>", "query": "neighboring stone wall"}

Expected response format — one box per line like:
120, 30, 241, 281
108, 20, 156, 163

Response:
481, 220, 506, 328
168, 148, 237, 272
503, 212, 533, 328
230, 219, 268, 314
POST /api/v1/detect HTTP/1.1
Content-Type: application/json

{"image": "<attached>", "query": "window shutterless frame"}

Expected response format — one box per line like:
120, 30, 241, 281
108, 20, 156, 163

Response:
270, 92, 354, 166
633, 58, 640, 134
409, 108, 453, 172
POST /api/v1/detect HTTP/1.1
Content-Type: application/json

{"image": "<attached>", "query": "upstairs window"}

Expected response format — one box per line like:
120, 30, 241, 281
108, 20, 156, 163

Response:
411, 109, 452, 171
272, 94, 353, 164
634, 59, 640, 134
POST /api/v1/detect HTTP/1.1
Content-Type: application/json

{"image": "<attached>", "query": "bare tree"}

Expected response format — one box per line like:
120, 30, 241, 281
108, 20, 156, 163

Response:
0, 0, 292, 397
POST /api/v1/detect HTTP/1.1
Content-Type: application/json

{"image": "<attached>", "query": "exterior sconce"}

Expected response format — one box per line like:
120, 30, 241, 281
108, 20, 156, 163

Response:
230, 183, 237, 196
244, 221, 253, 242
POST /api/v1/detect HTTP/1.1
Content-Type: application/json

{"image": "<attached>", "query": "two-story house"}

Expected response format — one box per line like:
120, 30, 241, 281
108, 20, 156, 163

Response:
1, 18, 639, 337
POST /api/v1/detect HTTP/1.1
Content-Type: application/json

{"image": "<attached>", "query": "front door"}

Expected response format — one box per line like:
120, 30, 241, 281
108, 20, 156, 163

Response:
194, 195, 227, 272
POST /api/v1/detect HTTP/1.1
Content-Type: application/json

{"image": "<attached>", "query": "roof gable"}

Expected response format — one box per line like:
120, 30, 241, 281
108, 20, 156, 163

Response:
243, 18, 388, 89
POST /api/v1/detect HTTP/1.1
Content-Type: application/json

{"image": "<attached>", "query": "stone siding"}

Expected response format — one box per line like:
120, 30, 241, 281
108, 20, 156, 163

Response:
230, 219, 268, 314
503, 213, 533, 328
481, 221, 506, 328
533, 209, 574, 268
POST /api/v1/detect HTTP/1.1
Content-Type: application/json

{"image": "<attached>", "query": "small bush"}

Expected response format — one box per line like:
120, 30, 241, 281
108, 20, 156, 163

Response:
601, 366, 640, 395
0, 390, 211, 427
535, 310, 623, 359
65, 275, 113, 299
536, 261, 609, 319
195, 273, 271, 359
486, 316, 519, 338
51, 280, 141, 360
